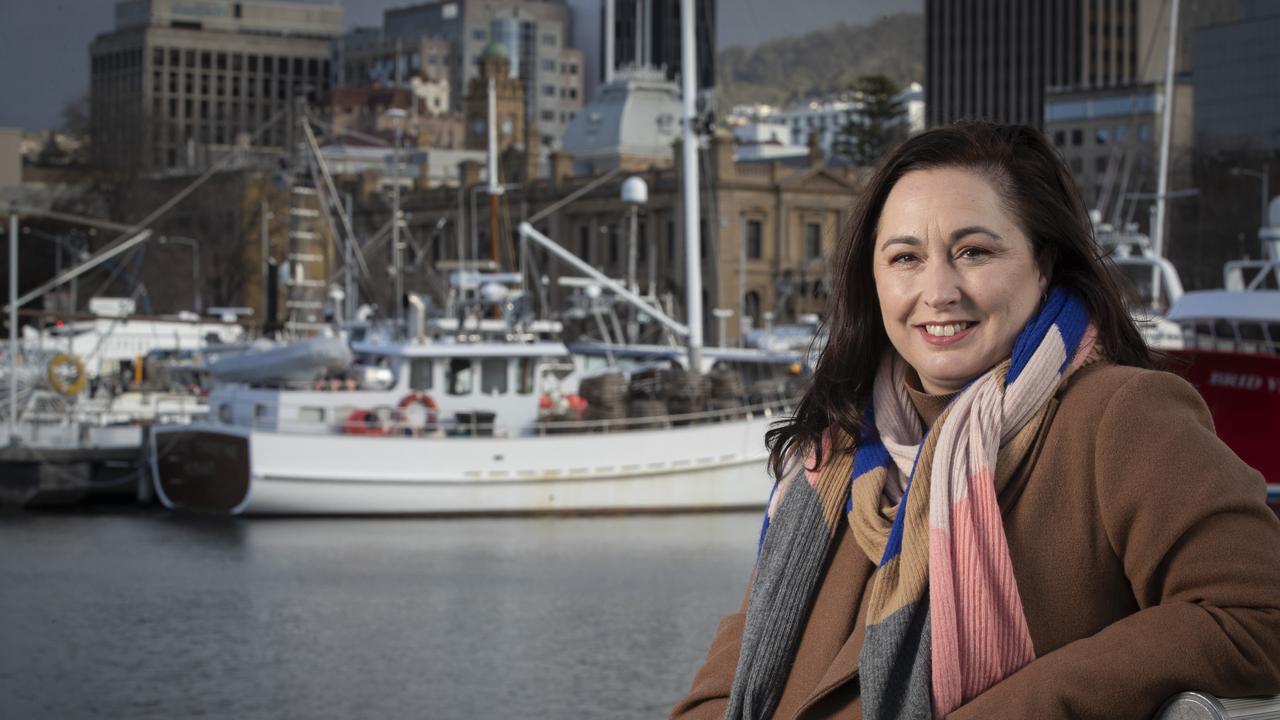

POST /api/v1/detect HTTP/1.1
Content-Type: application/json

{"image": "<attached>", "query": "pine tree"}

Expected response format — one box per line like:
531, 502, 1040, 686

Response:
833, 75, 904, 166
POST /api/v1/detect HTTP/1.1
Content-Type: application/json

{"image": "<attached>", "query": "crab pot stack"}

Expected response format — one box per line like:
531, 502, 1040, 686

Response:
579, 371, 628, 431
706, 364, 746, 420
666, 366, 708, 425
626, 367, 672, 430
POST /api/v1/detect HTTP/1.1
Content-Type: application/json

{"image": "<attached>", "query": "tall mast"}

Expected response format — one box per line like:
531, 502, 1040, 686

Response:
680, 0, 703, 374
487, 75, 502, 266
1153, 0, 1180, 261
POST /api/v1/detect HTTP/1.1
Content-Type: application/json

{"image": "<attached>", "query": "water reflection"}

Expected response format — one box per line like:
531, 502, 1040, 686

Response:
0, 511, 759, 719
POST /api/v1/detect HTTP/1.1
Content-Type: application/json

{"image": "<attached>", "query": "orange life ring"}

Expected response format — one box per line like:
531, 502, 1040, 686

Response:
397, 391, 439, 429
343, 409, 387, 436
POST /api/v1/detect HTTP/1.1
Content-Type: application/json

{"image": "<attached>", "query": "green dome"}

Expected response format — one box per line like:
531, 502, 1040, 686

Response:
480, 41, 509, 60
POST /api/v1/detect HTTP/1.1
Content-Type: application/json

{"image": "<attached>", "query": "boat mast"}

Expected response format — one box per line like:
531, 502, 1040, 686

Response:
7, 207, 16, 442
679, 0, 703, 374
1153, 0, 1180, 261
487, 75, 503, 268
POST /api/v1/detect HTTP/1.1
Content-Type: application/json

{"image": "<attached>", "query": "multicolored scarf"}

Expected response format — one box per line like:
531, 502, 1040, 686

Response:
726, 288, 1098, 719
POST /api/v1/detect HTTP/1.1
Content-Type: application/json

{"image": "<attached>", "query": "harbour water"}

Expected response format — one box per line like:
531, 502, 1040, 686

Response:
0, 509, 761, 719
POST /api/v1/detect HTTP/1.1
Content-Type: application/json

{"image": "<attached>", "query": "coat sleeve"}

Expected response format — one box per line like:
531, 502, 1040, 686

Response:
948, 370, 1280, 720
669, 583, 752, 719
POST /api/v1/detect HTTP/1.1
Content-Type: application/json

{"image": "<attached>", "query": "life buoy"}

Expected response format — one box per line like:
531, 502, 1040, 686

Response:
47, 353, 87, 396
342, 409, 387, 436
397, 391, 439, 431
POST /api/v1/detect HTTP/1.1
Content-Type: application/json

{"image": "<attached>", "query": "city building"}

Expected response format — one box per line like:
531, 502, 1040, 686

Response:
564, 0, 715, 104
925, 0, 1241, 128
1044, 81, 1193, 219
327, 84, 465, 150
374, 0, 585, 155
90, 0, 343, 172
1192, 0, 1280, 152
725, 83, 925, 162
561, 68, 683, 173
363, 129, 861, 345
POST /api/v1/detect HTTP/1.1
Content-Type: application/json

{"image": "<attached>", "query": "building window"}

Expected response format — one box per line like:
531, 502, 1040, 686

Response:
541, 33, 556, 46
1070, 157, 1083, 173
247, 54, 257, 72
666, 220, 675, 259
540, 110, 555, 121
1095, 156, 1109, 173
542, 59, 556, 71
1139, 123, 1151, 141
805, 222, 821, 259
1115, 125, 1127, 143
1071, 129, 1083, 146
153, 48, 164, 66
607, 225, 619, 264
1096, 127, 1109, 144
1053, 130, 1065, 147
472, 28, 486, 41
746, 220, 763, 259
578, 225, 590, 260
542, 84, 555, 96
216, 52, 226, 70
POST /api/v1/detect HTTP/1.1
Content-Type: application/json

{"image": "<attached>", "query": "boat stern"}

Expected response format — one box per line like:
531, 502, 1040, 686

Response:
149, 426, 252, 514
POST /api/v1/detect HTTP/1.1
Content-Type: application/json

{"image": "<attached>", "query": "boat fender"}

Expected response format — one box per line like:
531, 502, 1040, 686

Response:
343, 409, 387, 436
397, 392, 440, 432
47, 353, 88, 396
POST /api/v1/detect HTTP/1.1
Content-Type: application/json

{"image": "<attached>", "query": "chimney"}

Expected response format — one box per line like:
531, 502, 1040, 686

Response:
459, 159, 483, 187
808, 130, 823, 167
710, 127, 735, 180
550, 150, 574, 188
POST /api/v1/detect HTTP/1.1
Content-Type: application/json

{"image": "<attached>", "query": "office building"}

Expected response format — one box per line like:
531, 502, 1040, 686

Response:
90, 0, 343, 172
925, 0, 1241, 128
1192, 0, 1280, 152
564, 0, 714, 104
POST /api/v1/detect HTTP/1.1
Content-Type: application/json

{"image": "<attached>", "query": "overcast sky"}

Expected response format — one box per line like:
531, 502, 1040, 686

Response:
0, 0, 919, 132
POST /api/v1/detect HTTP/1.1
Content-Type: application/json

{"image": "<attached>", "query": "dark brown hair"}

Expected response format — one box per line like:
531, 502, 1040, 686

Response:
766, 120, 1153, 479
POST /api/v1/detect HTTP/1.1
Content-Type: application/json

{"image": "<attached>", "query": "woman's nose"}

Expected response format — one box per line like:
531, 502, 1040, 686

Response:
921, 260, 962, 309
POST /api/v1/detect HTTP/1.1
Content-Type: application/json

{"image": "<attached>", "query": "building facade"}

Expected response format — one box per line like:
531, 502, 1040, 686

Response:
90, 0, 343, 172
1045, 81, 1193, 219
370, 130, 860, 345
375, 0, 584, 154
1192, 0, 1280, 152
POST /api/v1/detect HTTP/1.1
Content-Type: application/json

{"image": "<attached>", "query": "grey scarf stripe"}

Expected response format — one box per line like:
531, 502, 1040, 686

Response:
726, 471, 837, 720
860, 603, 932, 720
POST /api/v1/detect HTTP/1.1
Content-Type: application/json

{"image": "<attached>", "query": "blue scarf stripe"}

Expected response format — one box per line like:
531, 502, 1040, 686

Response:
1007, 288, 1087, 386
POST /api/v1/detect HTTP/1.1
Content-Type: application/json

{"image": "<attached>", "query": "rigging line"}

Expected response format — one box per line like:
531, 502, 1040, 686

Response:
525, 166, 625, 225
299, 109, 374, 285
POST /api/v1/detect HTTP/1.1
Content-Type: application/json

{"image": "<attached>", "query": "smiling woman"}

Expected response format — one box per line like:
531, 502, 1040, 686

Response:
670, 122, 1280, 720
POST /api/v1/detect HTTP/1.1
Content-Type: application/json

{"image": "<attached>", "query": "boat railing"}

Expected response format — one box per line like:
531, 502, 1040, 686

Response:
247, 397, 797, 438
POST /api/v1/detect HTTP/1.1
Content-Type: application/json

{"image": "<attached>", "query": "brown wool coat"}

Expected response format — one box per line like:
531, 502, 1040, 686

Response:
671, 362, 1280, 720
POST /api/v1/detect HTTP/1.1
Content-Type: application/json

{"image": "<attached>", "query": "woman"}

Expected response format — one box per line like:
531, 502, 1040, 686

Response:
670, 122, 1280, 720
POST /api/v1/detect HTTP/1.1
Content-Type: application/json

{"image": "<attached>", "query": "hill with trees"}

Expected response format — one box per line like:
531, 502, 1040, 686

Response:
716, 12, 924, 110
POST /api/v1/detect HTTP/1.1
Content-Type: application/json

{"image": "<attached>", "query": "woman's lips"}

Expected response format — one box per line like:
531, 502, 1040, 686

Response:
916, 322, 977, 347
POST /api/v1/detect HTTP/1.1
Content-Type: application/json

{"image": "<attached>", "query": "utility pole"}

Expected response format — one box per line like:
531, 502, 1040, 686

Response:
1152, 0, 1180, 261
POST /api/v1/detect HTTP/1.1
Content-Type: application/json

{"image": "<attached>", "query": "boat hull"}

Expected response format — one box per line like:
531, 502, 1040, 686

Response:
1167, 349, 1280, 513
149, 415, 779, 516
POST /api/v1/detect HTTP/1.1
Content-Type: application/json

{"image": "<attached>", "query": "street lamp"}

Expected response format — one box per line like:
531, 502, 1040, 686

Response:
159, 235, 201, 314
1230, 164, 1271, 236
384, 106, 409, 330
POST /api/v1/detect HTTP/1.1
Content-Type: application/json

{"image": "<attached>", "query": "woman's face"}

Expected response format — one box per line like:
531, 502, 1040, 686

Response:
871, 167, 1048, 395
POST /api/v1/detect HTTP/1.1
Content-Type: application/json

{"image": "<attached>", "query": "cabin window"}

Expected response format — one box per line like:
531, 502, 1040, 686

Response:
481, 358, 508, 395
218, 404, 233, 424
1213, 320, 1237, 351
298, 407, 325, 423
409, 359, 434, 390
447, 358, 473, 395
517, 358, 536, 395
254, 404, 269, 421
1238, 322, 1266, 353
1192, 323, 1214, 350
1269, 324, 1280, 354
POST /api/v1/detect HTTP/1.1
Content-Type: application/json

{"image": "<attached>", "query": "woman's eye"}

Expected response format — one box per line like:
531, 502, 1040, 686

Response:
958, 247, 990, 260
890, 253, 918, 265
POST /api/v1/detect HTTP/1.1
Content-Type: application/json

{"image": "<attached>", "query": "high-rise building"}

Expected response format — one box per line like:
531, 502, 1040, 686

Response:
90, 0, 343, 172
1192, 0, 1280, 152
565, 0, 715, 104
924, 0, 1239, 129
369, 0, 585, 153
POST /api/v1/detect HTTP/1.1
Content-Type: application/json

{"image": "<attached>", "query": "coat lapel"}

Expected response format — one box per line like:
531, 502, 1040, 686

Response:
796, 553, 875, 715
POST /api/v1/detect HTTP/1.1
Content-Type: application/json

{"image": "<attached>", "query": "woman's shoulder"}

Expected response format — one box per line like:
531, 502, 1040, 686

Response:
1053, 360, 1214, 440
